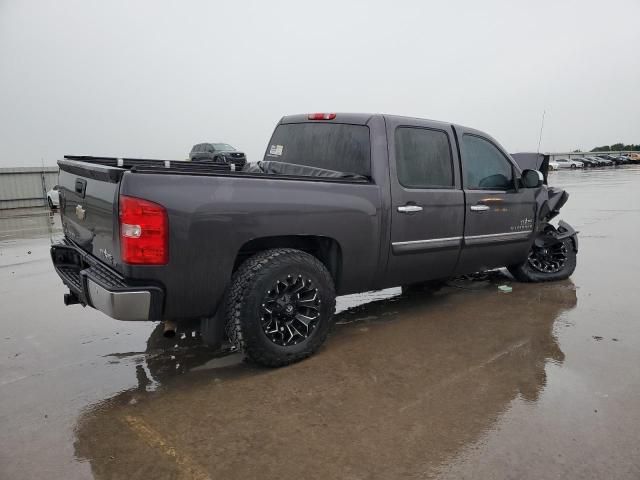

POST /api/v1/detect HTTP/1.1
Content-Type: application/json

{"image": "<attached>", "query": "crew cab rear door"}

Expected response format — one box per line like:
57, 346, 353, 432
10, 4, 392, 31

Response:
454, 128, 537, 273
384, 117, 465, 286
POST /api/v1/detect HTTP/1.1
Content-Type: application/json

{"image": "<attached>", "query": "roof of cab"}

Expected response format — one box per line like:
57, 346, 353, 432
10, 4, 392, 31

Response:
279, 113, 462, 131
278, 113, 515, 166
280, 113, 376, 125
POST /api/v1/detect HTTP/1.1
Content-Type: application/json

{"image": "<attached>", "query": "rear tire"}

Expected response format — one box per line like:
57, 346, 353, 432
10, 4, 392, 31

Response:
508, 237, 576, 283
570, 164, 577, 169
226, 248, 336, 367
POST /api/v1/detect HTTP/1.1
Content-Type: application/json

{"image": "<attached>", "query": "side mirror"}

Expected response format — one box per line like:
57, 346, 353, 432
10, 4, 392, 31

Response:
521, 169, 543, 188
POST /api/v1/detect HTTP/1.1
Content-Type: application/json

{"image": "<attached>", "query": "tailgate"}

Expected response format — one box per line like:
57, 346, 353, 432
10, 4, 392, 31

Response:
57, 159, 124, 272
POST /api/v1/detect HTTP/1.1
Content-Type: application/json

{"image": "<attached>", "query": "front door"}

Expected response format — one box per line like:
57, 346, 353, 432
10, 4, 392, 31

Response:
455, 130, 537, 274
384, 118, 465, 287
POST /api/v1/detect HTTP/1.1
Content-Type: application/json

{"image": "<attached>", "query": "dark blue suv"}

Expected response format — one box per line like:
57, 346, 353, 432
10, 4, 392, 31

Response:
189, 143, 247, 167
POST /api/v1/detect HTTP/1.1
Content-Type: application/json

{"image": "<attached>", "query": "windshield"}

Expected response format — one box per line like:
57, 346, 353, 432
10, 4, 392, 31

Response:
213, 143, 235, 151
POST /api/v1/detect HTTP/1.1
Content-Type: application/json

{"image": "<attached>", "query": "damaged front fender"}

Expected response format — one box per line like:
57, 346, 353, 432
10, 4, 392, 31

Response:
536, 187, 569, 223
534, 220, 579, 253
556, 220, 579, 252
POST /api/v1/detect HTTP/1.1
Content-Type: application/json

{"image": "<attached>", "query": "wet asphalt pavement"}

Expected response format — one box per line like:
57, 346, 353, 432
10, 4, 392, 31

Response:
1, 167, 640, 479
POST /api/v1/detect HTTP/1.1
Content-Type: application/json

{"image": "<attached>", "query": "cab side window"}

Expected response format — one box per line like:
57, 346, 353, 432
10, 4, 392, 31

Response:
395, 127, 453, 188
461, 135, 514, 190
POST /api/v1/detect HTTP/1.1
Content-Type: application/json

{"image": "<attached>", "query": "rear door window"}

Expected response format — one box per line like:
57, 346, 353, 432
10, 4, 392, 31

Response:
265, 123, 371, 177
395, 127, 453, 188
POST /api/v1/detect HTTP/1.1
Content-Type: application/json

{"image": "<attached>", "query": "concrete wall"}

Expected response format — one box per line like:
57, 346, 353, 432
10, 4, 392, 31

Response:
0, 167, 59, 210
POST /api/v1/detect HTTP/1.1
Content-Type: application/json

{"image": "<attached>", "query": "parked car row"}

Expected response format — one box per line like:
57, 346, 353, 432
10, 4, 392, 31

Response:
549, 153, 640, 170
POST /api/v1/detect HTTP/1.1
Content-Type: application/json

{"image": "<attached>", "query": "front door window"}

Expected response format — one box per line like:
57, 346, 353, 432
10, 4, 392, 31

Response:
460, 135, 513, 190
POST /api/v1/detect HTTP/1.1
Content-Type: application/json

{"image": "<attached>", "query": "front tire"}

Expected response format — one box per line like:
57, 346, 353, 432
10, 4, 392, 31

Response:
508, 237, 576, 283
226, 248, 336, 367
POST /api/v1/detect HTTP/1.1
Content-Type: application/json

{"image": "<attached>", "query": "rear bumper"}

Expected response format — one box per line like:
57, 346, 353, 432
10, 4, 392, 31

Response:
50, 240, 163, 321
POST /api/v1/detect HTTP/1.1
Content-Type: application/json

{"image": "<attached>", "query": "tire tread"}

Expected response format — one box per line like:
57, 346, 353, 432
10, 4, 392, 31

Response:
508, 238, 577, 283
225, 248, 335, 367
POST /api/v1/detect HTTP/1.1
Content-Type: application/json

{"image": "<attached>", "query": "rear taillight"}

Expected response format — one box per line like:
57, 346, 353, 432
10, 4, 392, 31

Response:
308, 113, 336, 120
119, 195, 168, 265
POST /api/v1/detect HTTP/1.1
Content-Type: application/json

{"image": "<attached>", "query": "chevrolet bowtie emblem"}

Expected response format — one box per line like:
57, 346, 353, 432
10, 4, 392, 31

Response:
75, 204, 86, 220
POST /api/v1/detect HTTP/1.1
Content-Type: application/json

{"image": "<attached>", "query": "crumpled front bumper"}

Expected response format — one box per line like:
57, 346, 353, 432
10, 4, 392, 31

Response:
50, 239, 163, 321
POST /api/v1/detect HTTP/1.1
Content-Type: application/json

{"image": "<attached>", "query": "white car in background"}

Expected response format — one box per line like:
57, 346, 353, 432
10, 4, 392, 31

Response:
47, 185, 60, 209
552, 158, 584, 169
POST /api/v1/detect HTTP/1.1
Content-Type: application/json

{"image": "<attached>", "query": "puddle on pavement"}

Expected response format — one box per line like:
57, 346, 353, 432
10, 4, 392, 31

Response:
72, 276, 578, 479
94, 286, 409, 389
98, 272, 517, 389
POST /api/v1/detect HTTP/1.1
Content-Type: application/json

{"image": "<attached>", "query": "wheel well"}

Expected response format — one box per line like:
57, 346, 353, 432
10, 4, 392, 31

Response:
234, 236, 342, 290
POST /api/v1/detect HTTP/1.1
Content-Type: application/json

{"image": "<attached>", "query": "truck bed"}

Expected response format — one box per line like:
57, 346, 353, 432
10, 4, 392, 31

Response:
55, 155, 383, 321
61, 155, 371, 183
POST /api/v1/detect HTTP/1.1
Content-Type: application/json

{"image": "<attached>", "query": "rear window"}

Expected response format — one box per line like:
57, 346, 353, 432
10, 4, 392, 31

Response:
264, 123, 371, 177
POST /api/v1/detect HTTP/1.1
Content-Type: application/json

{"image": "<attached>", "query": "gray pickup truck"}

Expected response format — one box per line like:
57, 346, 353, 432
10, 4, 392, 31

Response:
51, 113, 578, 366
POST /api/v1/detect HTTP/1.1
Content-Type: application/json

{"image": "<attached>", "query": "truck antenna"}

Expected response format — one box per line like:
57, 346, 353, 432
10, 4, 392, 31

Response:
537, 109, 546, 154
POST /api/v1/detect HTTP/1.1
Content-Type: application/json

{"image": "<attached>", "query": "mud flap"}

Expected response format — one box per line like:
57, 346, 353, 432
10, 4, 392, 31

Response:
200, 307, 226, 350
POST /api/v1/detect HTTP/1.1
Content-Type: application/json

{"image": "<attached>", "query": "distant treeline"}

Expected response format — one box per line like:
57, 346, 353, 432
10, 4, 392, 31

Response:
591, 143, 640, 152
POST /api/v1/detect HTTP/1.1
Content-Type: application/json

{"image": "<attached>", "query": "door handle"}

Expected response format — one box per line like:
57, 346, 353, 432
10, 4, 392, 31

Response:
470, 204, 490, 212
397, 205, 423, 213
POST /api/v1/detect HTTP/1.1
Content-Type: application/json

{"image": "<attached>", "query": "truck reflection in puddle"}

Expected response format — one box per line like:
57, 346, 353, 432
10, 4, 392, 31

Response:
75, 273, 576, 480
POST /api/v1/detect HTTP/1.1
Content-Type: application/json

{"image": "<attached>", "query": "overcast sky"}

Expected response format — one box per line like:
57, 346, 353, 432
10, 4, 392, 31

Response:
1, 0, 638, 167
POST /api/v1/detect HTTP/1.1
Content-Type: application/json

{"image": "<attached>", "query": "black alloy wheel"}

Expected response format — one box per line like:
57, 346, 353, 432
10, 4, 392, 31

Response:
527, 241, 568, 274
260, 274, 321, 347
